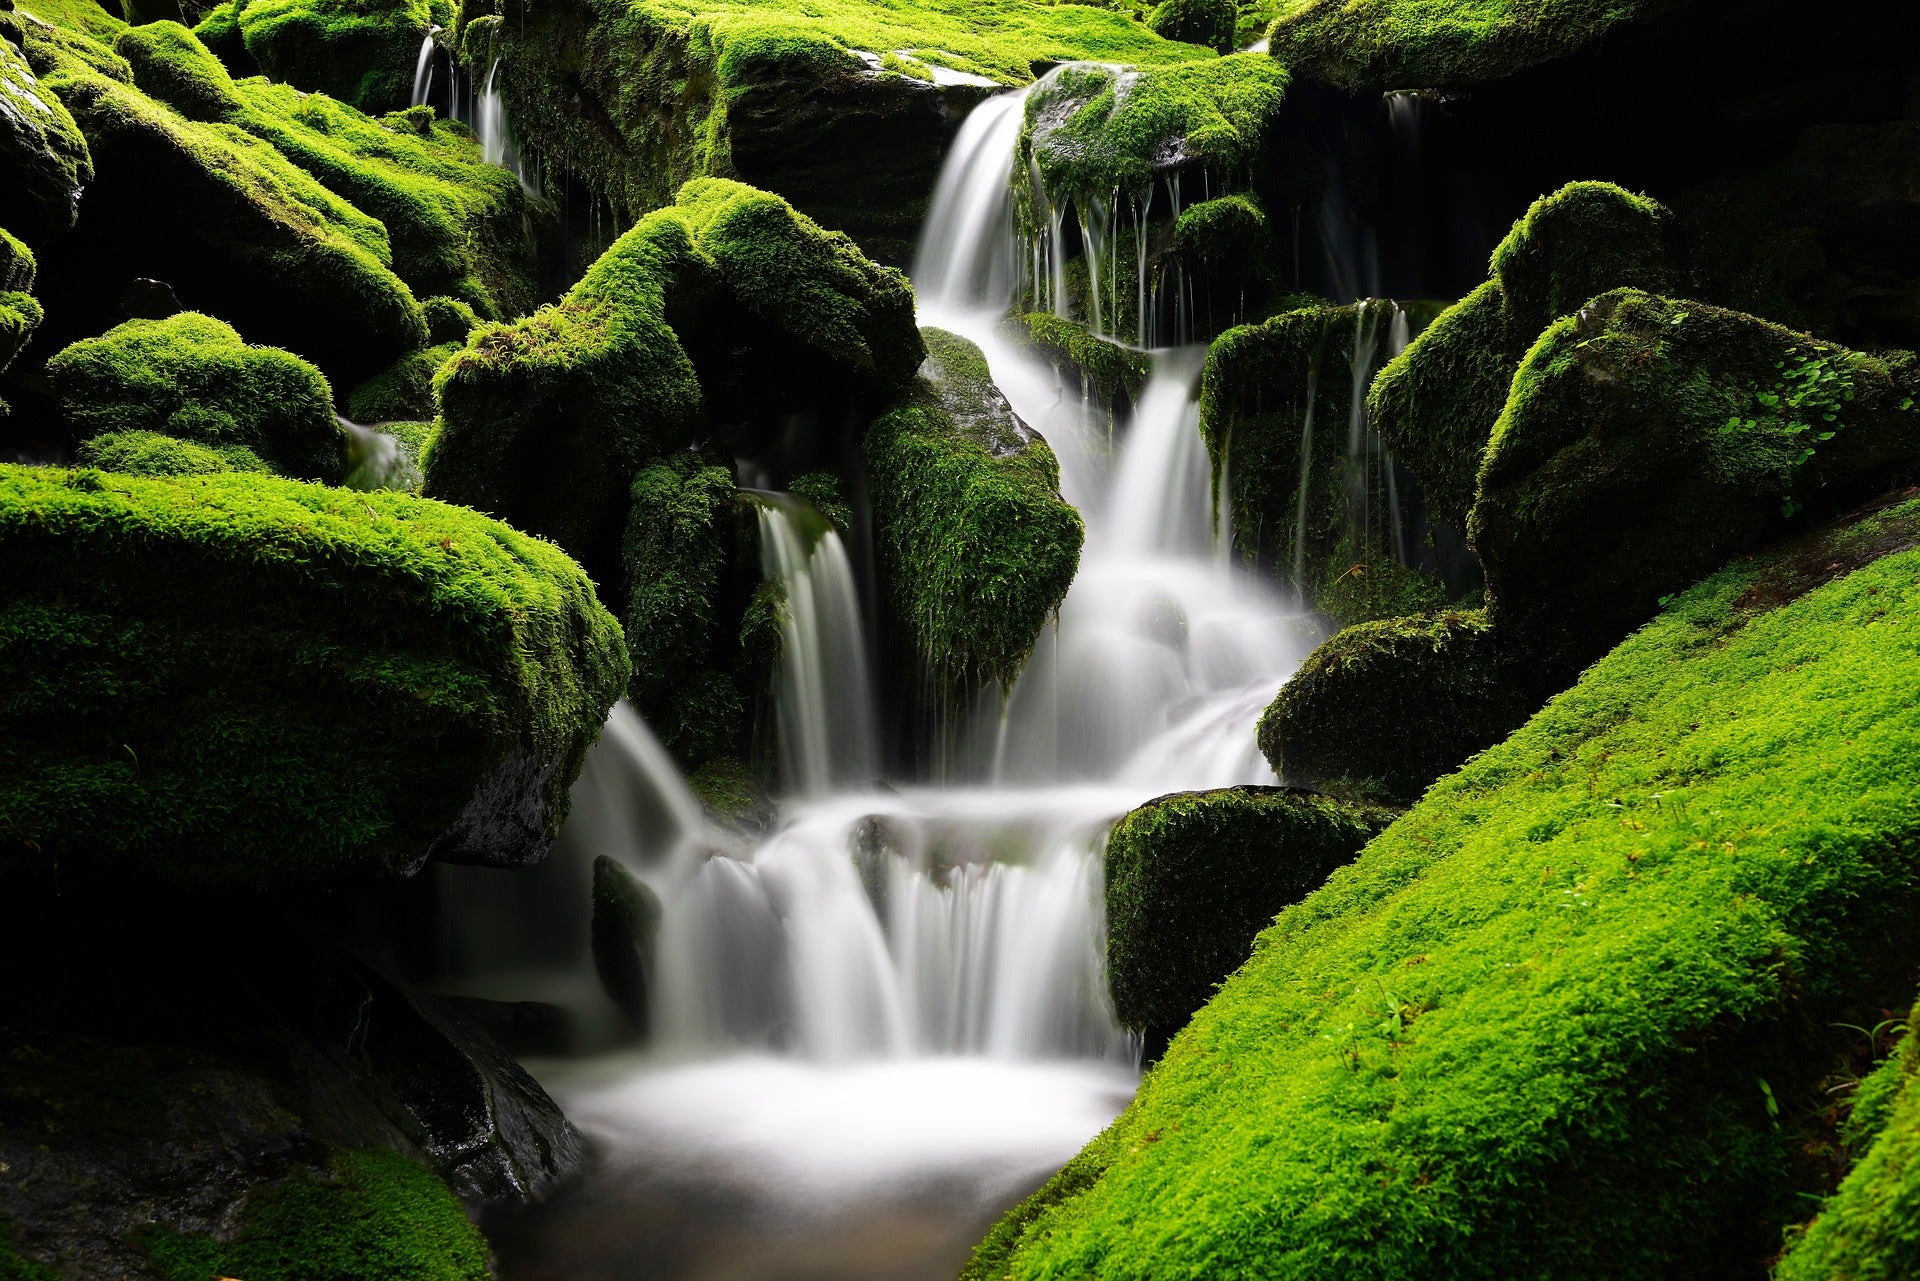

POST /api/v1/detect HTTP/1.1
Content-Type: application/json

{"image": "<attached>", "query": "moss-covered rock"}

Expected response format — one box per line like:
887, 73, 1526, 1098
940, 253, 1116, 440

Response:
967, 494, 1920, 1280
865, 328, 1083, 697
1474, 289, 1920, 655
1777, 1006, 1920, 1281
589, 853, 661, 1033
1105, 785, 1396, 1043
1148, 0, 1236, 53
0, 228, 41, 404
1368, 181, 1682, 533
1256, 608, 1533, 804
0, 31, 91, 238
1008, 311, 1152, 411
47, 312, 346, 482
73, 427, 269, 475
348, 339, 459, 422
115, 21, 548, 319
0, 465, 629, 889
1263, 0, 1684, 90
233, 0, 436, 114
35, 50, 427, 379
427, 177, 917, 588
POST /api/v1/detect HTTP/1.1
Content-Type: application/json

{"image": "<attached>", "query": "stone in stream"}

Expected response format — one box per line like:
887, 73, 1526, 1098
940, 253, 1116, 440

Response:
591, 853, 663, 1034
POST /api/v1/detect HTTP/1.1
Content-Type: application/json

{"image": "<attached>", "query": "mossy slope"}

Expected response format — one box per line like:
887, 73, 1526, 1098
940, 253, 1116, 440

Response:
233, 0, 438, 114
969, 496, 1920, 1279
0, 465, 628, 889
865, 328, 1083, 696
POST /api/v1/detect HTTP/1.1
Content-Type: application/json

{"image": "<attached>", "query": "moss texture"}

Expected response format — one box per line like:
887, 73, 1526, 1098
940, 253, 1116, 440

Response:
73, 428, 270, 476
0, 465, 628, 889
1106, 785, 1396, 1038
144, 1148, 489, 1281
865, 328, 1083, 697
1148, 0, 1236, 53
427, 177, 917, 587
1010, 311, 1152, 408
1473, 289, 1920, 656
0, 229, 40, 401
47, 312, 346, 483
115, 20, 546, 318
0, 29, 92, 238
967, 497, 1920, 1280
1263, 0, 1684, 90
1777, 1007, 1920, 1281
348, 340, 460, 422
1200, 297, 1449, 624
1368, 182, 1681, 533
1256, 608, 1532, 804
232, 0, 438, 114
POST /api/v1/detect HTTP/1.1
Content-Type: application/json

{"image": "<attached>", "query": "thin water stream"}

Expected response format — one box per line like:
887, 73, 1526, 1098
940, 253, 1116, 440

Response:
478, 76, 1322, 1279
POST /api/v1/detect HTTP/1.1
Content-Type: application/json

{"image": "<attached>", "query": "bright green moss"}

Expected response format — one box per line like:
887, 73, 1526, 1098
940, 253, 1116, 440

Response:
1368, 182, 1680, 534
1263, 0, 1680, 90
1257, 608, 1530, 804
0, 465, 629, 889
348, 340, 460, 422
971, 500, 1920, 1279
1473, 289, 1920, 655
1, 30, 92, 240
0, 228, 35, 296
74, 428, 270, 475
1019, 53, 1287, 200
1778, 1008, 1920, 1280
1012, 311, 1153, 407
1106, 785, 1396, 1038
47, 312, 346, 483
1171, 190, 1265, 262
422, 294, 477, 344
236, 0, 437, 113
622, 452, 746, 769
15, 0, 125, 47
145, 1149, 488, 1281
1148, 0, 1236, 53
865, 328, 1083, 697
0, 230, 40, 395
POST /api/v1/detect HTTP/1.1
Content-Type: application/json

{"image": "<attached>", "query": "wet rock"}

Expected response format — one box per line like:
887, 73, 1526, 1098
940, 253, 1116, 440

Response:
590, 854, 661, 1033
0, 33, 91, 238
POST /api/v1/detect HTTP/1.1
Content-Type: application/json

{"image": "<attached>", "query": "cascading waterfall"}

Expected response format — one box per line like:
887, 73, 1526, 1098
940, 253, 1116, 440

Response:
410, 29, 438, 109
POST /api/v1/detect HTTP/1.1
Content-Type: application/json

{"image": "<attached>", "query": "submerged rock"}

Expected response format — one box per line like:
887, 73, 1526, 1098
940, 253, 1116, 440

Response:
0, 465, 629, 889
47, 311, 346, 482
969, 492, 1920, 1280
1105, 785, 1396, 1052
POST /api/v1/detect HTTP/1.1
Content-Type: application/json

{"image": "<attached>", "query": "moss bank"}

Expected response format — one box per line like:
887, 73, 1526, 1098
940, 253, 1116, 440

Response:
0, 465, 628, 889
968, 496, 1920, 1279
230, 0, 438, 114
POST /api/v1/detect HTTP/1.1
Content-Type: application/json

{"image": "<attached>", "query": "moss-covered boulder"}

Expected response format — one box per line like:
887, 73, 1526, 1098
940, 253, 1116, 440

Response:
1474, 289, 1920, 655
0, 228, 41, 404
1199, 296, 1451, 624
47, 312, 346, 482
1263, 0, 1682, 90
1147, 0, 1236, 54
0, 465, 629, 889
348, 339, 459, 422
1256, 608, 1535, 804
1008, 312, 1152, 414
1368, 181, 1681, 532
865, 328, 1083, 697
0, 30, 91, 238
1777, 1004, 1920, 1281
428, 177, 918, 588
231, 0, 435, 114
967, 494, 1920, 1280
1105, 786, 1395, 1045
73, 428, 269, 475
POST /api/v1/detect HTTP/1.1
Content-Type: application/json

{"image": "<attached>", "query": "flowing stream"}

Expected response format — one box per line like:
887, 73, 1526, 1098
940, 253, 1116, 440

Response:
479, 77, 1322, 1280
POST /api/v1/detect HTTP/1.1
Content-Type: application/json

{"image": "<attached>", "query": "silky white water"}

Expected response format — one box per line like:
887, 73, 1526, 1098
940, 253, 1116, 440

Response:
486, 79, 1321, 1278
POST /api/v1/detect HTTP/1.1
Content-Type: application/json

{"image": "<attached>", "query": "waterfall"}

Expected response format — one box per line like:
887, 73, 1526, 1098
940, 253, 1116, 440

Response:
410, 29, 437, 109
478, 58, 514, 171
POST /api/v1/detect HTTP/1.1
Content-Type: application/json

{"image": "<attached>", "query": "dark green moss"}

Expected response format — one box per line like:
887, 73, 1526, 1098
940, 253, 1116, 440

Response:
1010, 311, 1152, 408
1257, 608, 1531, 804
234, 0, 437, 114
0, 1219, 55, 1281
970, 499, 1920, 1280
348, 340, 460, 423
590, 853, 660, 1031
788, 469, 851, 534
865, 328, 1083, 697
1105, 785, 1396, 1037
0, 30, 92, 238
145, 1149, 488, 1281
74, 428, 270, 476
0, 465, 629, 889
1473, 289, 1920, 656
0, 230, 40, 399
1147, 0, 1236, 52
48, 312, 346, 482
1368, 182, 1681, 534
686, 755, 763, 823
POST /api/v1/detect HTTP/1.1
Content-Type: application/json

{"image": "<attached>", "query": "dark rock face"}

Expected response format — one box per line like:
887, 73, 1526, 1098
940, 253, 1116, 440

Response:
589, 854, 661, 1032
0, 33, 91, 239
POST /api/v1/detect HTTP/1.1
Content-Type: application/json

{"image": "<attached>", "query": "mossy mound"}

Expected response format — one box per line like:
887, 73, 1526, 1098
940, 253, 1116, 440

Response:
230, 0, 436, 114
348, 340, 460, 422
1009, 311, 1152, 410
73, 428, 269, 476
1106, 785, 1396, 1043
428, 177, 917, 588
1263, 0, 1683, 90
0, 229, 40, 401
35, 47, 427, 379
1018, 54, 1287, 202
967, 495, 1920, 1280
865, 328, 1083, 697
0, 465, 629, 889
1147, 0, 1236, 53
0, 31, 91, 238
144, 1148, 488, 1281
115, 21, 547, 318
1777, 1006, 1920, 1281
1474, 289, 1920, 655
47, 312, 346, 482
1256, 608, 1532, 804
1368, 181, 1681, 532
1199, 296, 1450, 624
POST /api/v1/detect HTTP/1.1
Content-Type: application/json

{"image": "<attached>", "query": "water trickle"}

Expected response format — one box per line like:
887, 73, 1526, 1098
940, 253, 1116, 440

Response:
478, 59, 515, 172
410, 29, 437, 109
